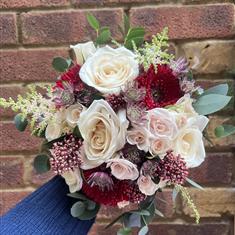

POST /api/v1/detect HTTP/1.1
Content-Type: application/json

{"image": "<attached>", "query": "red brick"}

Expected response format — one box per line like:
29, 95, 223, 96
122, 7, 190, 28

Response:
0, 49, 68, 82
0, 0, 68, 9
21, 9, 123, 45
88, 222, 230, 235
0, 86, 25, 118
0, 156, 24, 188
0, 191, 32, 216
130, 4, 235, 40
0, 14, 17, 45
189, 153, 233, 185
0, 122, 41, 153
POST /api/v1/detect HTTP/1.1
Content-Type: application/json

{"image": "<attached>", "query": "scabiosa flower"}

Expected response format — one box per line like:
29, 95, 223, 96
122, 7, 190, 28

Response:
141, 159, 159, 178
170, 57, 189, 76
87, 172, 114, 192
137, 64, 183, 109
126, 102, 146, 124
155, 151, 188, 185
50, 134, 82, 174
106, 93, 126, 112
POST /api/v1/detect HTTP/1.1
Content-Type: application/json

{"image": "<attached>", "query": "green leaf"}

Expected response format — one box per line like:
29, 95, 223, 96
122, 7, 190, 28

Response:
76, 203, 100, 220
186, 178, 204, 190
131, 210, 150, 216
73, 126, 82, 138
155, 209, 164, 217
52, 57, 70, 72
193, 94, 231, 115
215, 124, 235, 138
14, 114, 28, 132
125, 37, 144, 50
138, 226, 148, 235
124, 27, 145, 49
124, 213, 141, 228
86, 200, 96, 210
67, 192, 88, 201
117, 227, 132, 235
124, 13, 130, 35
96, 28, 111, 44
202, 84, 229, 96
33, 154, 50, 173
71, 201, 86, 217
87, 13, 100, 30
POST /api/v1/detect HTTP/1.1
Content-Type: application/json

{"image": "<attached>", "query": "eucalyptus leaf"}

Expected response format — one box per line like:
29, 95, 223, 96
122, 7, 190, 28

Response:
117, 227, 132, 235
96, 28, 111, 44
124, 213, 141, 228
193, 94, 231, 115
86, 200, 96, 210
67, 192, 88, 201
14, 114, 28, 132
138, 226, 149, 235
87, 13, 100, 30
202, 84, 229, 96
76, 203, 100, 220
131, 210, 150, 216
186, 178, 204, 190
155, 209, 164, 217
215, 124, 235, 138
71, 201, 86, 217
52, 57, 70, 72
33, 154, 50, 173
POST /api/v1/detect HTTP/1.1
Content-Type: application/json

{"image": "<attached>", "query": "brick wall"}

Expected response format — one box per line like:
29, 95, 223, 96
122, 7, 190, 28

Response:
0, 0, 234, 234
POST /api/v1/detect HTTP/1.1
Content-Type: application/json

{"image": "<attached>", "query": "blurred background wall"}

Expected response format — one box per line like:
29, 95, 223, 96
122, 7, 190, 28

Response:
0, 0, 234, 234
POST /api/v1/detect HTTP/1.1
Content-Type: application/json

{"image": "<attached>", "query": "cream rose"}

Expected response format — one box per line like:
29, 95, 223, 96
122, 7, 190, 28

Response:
126, 126, 150, 152
79, 46, 139, 94
70, 41, 96, 65
106, 158, 139, 180
137, 175, 159, 196
78, 99, 129, 169
62, 168, 83, 193
176, 94, 197, 117
66, 103, 85, 127
45, 122, 62, 141
147, 108, 178, 140
149, 137, 172, 158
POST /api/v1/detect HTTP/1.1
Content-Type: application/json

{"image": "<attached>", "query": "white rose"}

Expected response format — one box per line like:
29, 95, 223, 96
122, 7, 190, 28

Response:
66, 103, 85, 127
126, 126, 150, 152
174, 128, 206, 168
62, 168, 83, 193
176, 94, 197, 117
70, 41, 96, 65
106, 158, 139, 181
137, 175, 159, 196
78, 99, 129, 169
79, 46, 139, 94
147, 108, 178, 140
149, 137, 172, 158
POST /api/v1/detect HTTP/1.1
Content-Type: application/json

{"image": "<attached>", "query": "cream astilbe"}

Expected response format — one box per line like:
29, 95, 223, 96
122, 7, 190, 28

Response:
0, 84, 56, 134
175, 184, 200, 224
133, 27, 174, 71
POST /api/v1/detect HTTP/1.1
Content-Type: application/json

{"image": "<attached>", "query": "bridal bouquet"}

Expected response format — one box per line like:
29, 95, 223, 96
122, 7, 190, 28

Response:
1, 14, 234, 234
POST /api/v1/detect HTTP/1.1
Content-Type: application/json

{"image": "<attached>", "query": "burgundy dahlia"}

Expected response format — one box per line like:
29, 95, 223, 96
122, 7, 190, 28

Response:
50, 134, 82, 174
137, 64, 183, 109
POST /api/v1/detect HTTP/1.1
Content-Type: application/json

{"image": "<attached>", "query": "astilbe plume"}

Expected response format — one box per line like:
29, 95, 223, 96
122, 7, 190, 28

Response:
50, 134, 82, 174
106, 94, 126, 112
155, 151, 188, 185
137, 64, 183, 109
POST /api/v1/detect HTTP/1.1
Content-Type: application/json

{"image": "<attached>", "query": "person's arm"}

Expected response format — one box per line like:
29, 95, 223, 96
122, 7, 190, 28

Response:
1, 176, 95, 235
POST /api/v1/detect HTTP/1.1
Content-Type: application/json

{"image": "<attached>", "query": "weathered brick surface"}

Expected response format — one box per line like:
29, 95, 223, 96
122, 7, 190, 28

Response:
0, 49, 68, 82
0, 14, 17, 45
0, 156, 24, 188
0, 0, 69, 9
178, 41, 235, 74
130, 4, 235, 40
0, 86, 25, 118
88, 222, 231, 235
0, 122, 41, 152
21, 9, 123, 45
189, 153, 233, 185
183, 188, 235, 217
0, 191, 32, 216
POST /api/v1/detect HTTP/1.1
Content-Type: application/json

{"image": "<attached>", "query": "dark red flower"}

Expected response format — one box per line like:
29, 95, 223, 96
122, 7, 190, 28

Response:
137, 64, 183, 109
82, 167, 145, 206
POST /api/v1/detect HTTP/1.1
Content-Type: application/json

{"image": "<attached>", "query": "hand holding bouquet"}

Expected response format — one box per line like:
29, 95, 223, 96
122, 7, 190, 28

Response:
1, 13, 234, 235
